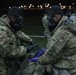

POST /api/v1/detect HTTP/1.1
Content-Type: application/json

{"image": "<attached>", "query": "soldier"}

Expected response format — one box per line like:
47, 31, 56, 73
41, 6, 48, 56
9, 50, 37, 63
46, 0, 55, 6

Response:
0, 6, 34, 75
42, 8, 55, 75
38, 5, 76, 75
29, 5, 76, 75
42, 5, 65, 75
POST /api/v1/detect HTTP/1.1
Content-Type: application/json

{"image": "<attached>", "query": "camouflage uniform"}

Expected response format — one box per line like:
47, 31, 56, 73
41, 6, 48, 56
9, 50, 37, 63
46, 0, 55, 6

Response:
23, 62, 45, 75
38, 14, 76, 75
16, 31, 33, 47
42, 14, 53, 74
0, 15, 32, 75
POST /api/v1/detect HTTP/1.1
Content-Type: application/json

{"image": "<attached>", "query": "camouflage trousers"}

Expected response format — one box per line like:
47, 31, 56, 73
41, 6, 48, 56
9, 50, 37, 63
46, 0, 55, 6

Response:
23, 62, 45, 75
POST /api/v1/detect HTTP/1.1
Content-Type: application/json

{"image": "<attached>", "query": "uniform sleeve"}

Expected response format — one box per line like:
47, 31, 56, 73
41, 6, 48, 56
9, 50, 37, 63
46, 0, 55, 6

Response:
0, 29, 27, 58
38, 26, 72, 65
42, 14, 51, 40
16, 31, 33, 42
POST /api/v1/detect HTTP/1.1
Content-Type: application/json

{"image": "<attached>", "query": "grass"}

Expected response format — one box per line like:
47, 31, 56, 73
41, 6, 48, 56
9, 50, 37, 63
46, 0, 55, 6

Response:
21, 11, 47, 48
31, 37, 47, 48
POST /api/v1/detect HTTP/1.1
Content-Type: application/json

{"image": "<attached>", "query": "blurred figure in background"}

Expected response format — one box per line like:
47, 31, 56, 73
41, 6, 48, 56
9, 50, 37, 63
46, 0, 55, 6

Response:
66, 9, 76, 17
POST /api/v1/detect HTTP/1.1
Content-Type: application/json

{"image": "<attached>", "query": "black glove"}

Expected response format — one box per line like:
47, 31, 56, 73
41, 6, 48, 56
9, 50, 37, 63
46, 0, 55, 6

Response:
26, 45, 34, 53
26, 42, 37, 53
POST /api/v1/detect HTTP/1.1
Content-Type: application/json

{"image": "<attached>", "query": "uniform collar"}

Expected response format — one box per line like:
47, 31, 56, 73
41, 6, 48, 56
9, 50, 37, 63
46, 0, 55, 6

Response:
53, 16, 68, 33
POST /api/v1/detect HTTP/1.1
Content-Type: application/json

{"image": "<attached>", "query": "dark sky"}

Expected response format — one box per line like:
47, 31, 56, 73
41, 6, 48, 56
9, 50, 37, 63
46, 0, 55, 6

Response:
0, 0, 76, 8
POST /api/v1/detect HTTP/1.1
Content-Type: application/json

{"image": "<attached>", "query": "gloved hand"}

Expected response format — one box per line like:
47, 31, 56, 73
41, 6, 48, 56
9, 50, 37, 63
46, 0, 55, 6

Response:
26, 46, 34, 53
29, 48, 45, 62
29, 57, 38, 62
26, 43, 39, 53
35, 48, 45, 57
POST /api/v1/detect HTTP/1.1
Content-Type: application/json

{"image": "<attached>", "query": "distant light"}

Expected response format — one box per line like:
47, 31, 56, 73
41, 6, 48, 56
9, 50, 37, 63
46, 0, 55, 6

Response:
63, 6, 66, 9
9, 7, 11, 9
20, 5, 23, 8
50, 6, 51, 8
19, 7, 21, 9
59, 3, 61, 6
45, 3, 50, 7
40, 5, 43, 8
48, 3, 50, 6
17, 4, 72, 10
29, 4, 32, 8
37, 5, 40, 8
72, 3, 75, 5
24, 5, 27, 8
60, 5, 65, 9
32, 5, 34, 7
60, 5, 62, 8
69, 6, 71, 9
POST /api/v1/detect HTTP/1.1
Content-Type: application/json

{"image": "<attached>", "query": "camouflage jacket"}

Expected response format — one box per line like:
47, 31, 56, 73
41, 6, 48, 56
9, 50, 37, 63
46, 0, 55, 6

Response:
0, 15, 32, 67
15, 31, 33, 47
38, 14, 76, 70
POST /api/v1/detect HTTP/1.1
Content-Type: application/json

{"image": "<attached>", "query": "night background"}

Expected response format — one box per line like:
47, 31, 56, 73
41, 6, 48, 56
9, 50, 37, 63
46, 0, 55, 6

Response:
0, 0, 76, 47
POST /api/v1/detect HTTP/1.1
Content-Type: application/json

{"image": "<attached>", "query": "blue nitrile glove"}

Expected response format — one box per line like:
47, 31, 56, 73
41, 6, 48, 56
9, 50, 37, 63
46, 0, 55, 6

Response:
35, 48, 45, 57
29, 57, 38, 62
29, 48, 45, 62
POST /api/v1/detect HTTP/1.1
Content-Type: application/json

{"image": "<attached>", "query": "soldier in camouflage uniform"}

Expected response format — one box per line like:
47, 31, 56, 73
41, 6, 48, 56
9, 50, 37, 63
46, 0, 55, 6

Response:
0, 6, 34, 75
42, 9, 53, 75
23, 62, 45, 75
38, 5, 76, 75
42, 6, 65, 75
